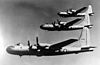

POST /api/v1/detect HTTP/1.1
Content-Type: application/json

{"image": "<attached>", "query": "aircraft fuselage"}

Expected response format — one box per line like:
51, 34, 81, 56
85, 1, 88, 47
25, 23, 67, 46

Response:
57, 12, 85, 18
57, 12, 94, 18
6, 45, 95, 57
40, 24, 93, 31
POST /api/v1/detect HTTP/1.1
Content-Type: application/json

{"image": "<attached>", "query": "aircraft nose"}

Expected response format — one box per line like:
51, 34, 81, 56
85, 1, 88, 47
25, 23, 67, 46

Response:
40, 24, 45, 29
57, 12, 60, 15
6, 46, 14, 54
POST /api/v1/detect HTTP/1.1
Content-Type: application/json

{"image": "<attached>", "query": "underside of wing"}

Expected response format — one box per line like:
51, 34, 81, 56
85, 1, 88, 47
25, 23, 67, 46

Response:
74, 7, 87, 14
49, 39, 78, 50
65, 18, 81, 27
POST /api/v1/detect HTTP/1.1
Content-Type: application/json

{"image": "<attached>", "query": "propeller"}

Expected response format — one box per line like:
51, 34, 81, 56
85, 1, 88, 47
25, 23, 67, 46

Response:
28, 40, 32, 50
66, 10, 68, 12
28, 40, 31, 47
69, 8, 73, 11
67, 8, 73, 14
36, 36, 40, 47
57, 19, 61, 25
52, 21, 56, 27
69, 8, 76, 13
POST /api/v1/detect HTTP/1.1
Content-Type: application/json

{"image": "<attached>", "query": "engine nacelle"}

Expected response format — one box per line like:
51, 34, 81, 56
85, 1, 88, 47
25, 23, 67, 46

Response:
69, 9, 76, 13
71, 9, 76, 12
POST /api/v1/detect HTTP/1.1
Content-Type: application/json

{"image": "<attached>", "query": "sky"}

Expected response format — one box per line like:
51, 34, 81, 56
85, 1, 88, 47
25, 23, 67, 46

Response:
0, 0, 100, 65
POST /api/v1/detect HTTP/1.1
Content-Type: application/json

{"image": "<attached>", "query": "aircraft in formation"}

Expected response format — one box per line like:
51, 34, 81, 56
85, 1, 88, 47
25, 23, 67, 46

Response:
57, 5, 94, 18
40, 5, 93, 31
6, 5, 96, 57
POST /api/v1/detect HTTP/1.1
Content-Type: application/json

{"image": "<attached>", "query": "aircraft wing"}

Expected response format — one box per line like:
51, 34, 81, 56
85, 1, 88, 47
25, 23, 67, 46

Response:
65, 18, 81, 27
74, 7, 87, 14
49, 39, 78, 50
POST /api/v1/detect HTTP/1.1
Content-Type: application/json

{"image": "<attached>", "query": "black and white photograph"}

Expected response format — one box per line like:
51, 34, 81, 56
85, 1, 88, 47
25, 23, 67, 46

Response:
0, 0, 99, 65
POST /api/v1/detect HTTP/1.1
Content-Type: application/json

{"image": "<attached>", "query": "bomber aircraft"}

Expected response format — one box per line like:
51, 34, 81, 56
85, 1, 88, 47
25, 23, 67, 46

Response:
40, 18, 82, 31
57, 5, 94, 18
6, 37, 78, 57
6, 27, 96, 57
40, 12, 93, 31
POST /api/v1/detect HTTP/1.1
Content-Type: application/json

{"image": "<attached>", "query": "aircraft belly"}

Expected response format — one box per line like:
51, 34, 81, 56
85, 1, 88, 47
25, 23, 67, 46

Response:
42, 50, 78, 56
44, 27, 56, 31
40, 49, 78, 56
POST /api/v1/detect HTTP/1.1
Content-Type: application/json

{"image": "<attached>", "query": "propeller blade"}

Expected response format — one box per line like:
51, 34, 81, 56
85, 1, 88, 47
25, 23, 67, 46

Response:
52, 21, 56, 27
57, 19, 61, 25
36, 37, 39, 46
28, 40, 30, 47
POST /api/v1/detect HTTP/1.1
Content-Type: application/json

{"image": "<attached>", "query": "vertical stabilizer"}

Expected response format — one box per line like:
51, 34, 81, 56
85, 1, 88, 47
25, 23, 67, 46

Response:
79, 27, 90, 47
87, 5, 93, 14
78, 5, 93, 26
77, 5, 93, 29
78, 13, 90, 26
84, 14, 90, 25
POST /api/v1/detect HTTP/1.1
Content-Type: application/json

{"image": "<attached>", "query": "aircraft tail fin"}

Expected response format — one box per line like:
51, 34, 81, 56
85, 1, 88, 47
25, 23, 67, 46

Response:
78, 5, 94, 27
83, 14, 90, 25
79, 27, 90, 47
77, 13, 93, 29
87, 5, 94, 14
85, 5, 94, 16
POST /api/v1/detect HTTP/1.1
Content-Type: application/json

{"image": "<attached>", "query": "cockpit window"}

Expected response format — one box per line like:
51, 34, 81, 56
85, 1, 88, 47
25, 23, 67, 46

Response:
16, 43, 21, 46
15, 43, 23, 47
34, 44, 37, 46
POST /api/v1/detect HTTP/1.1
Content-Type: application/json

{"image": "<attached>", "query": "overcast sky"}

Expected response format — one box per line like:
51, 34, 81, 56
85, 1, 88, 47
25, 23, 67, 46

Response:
0, 0, 100, 65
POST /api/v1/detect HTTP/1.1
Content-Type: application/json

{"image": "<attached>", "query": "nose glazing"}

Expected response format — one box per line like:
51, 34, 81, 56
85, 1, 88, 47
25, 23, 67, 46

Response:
40, 25, 45, 29
6, 46, 14, 54
57, 12, 60, 15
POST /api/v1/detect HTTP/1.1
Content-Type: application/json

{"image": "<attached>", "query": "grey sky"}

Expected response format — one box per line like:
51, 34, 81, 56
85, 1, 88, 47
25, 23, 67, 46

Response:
0, 0, 100, 65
